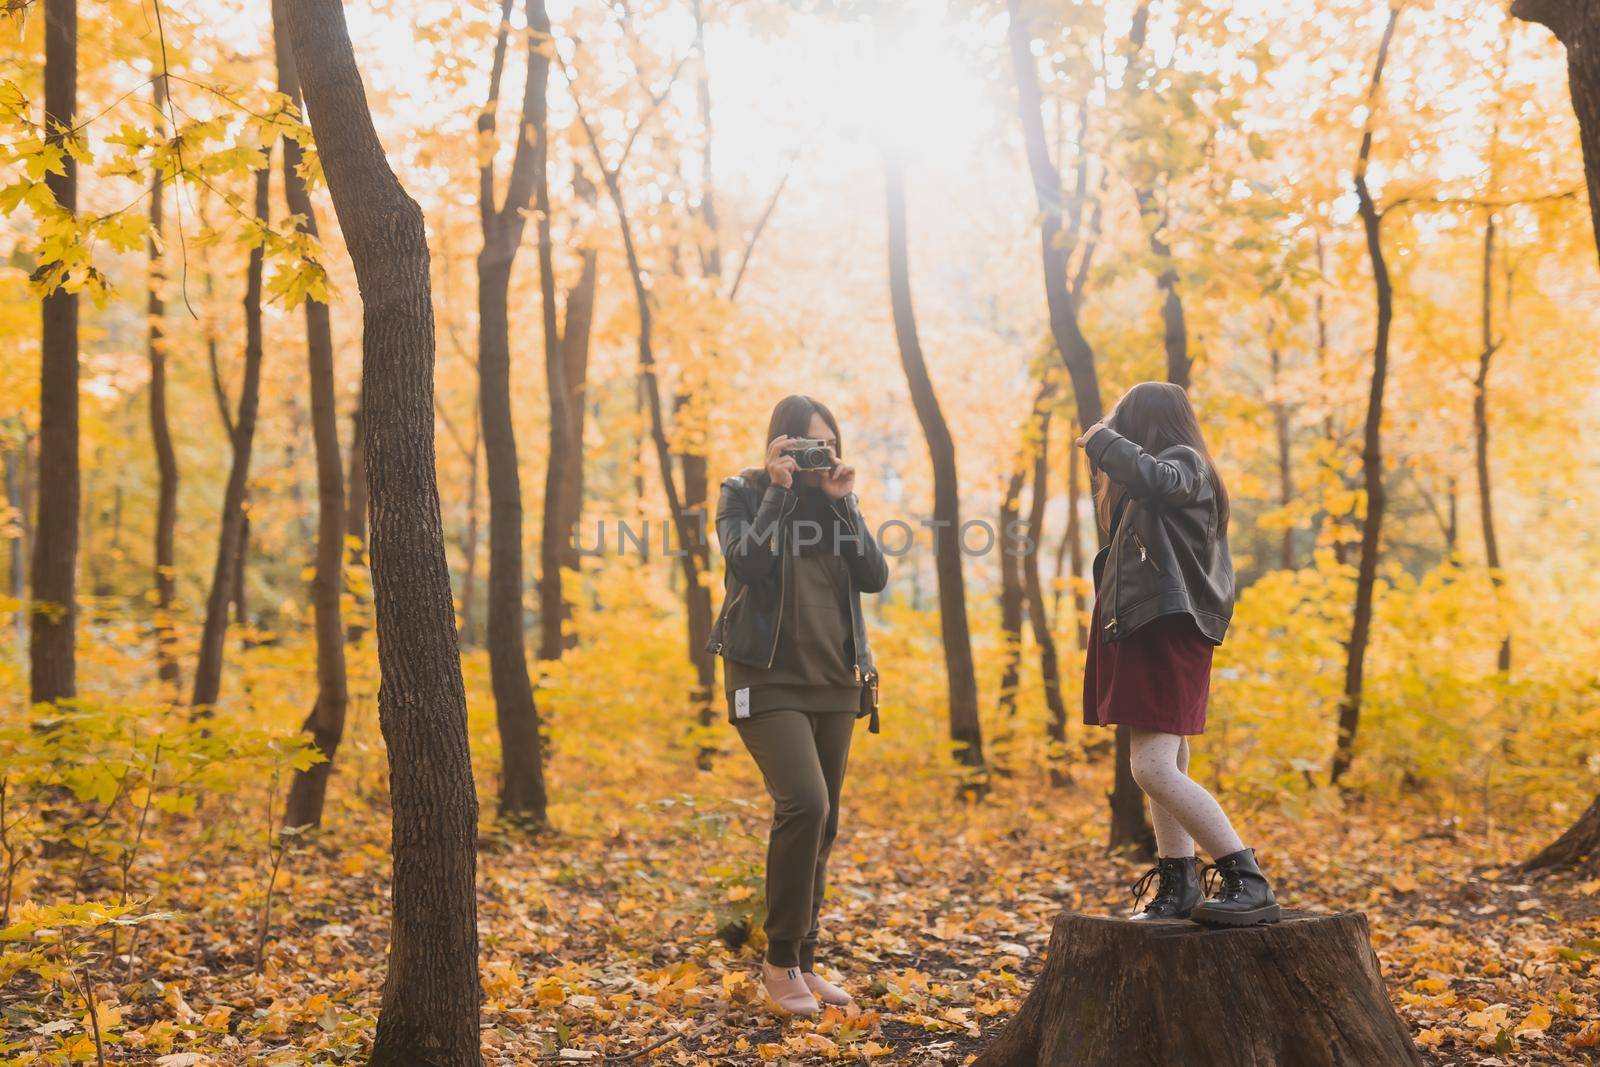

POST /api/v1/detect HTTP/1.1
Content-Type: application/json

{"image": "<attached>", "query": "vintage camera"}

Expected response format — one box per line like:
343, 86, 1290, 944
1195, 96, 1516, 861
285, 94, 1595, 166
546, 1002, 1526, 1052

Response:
783, 438, 835, 471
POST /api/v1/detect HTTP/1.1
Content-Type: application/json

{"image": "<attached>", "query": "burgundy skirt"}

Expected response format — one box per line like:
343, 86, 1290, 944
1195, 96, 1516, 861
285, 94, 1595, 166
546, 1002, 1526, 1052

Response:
1082, 602, 1213, 735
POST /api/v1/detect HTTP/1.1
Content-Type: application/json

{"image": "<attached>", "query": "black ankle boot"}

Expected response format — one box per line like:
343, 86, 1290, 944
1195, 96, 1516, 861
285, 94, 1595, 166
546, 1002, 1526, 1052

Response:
1130, 856, 1202, 920
1191, 847, 1281, 926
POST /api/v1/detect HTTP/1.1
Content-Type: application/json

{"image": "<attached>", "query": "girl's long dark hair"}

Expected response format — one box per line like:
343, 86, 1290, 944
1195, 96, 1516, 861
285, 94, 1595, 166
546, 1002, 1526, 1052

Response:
1092, 381, 1229, 535
754, 394, 842, 487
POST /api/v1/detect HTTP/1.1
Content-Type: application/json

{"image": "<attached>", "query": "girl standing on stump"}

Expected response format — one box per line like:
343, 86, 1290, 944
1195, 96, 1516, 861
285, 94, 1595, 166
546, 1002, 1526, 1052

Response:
708, 395, 889, 1015
1077, 381, 1281, 926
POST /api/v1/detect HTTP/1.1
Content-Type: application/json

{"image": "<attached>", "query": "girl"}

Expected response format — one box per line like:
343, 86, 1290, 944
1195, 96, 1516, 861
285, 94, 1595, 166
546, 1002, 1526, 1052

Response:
707, 395, 889, 1015
1077, 381, 1280, 926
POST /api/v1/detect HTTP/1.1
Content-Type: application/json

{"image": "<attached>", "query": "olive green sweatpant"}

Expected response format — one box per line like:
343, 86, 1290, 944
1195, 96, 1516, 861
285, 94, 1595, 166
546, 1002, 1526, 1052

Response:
736, 710, 855, 970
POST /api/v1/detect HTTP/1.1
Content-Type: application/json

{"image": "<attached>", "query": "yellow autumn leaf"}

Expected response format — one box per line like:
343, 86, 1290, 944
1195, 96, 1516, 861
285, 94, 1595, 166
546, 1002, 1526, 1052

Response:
1519, 1005, 1553, 1036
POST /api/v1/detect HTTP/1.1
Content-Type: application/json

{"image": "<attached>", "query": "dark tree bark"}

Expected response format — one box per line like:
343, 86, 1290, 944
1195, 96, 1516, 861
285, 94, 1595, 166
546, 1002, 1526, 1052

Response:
460, 408, 482, 649
1125, 0, 1192, 388
344, 387, 369, 644
1524, 794, 1600, 873
1473, 212, 1511, 675
1008, 0, 1148, 852
1331, 6, 1400, 787
1512, 0, 1600, 267
998, 466, 1026, 726
1149, 209, 1190, 388
275, 0, 349, 831
190, 166, 270, 714
681, 0, 719, 749
477, 0, 551, 824
1311, 232, 1352, 567
285, 0, 481, 1061
30, 0, 79, 707
6, 435, 30, 658
681, 422, 716, 750
531, 0, 576, 672
573, 68, 709, 746
554, 178, 597, 588
594, 176, 702, 610
197, 196, 251, 641
231, 511, 250, 627
1022, 417, 1070, 788
1051, 428, 1087, 648
147, 72, 180, 691
5, 443, 26, 617
1005, 0, 1104, 434
973, 912, 1422, 1067
885, 155, 984, 774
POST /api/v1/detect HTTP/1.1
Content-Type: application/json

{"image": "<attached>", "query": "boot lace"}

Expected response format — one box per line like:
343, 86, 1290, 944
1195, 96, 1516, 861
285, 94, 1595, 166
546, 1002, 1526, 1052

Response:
1131, 863, 1174, 912
1201, 861, 1243, 901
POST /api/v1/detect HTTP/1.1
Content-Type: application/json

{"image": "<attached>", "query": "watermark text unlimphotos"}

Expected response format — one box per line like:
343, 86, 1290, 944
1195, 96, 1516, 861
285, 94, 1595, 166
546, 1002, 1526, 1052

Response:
571, 515, 1040, 559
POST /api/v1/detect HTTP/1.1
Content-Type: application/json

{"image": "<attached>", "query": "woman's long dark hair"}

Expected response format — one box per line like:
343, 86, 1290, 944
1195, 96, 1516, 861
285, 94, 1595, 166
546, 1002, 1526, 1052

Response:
1092, 381, 1229, 535
755, 394, 842, 487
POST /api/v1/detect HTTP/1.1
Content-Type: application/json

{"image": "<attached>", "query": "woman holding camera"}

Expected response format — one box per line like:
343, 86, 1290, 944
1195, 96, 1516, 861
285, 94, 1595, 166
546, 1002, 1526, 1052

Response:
708, 394, 889, 1017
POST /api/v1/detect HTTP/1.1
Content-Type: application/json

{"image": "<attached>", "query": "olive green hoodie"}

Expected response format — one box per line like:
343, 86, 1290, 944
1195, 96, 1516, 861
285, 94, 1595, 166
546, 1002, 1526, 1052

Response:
724, 487, 862, 719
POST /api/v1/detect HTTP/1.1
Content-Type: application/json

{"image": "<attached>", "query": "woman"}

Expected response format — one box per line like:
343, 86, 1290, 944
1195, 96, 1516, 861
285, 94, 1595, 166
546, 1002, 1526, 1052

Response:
1077, 381, 1280, 926
707, 394, 889, 1017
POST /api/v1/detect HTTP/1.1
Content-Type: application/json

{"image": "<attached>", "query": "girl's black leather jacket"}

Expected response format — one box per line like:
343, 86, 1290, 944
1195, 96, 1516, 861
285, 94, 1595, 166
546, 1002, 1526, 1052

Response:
706, 471, 889, 723
1086, 427, 1235, 645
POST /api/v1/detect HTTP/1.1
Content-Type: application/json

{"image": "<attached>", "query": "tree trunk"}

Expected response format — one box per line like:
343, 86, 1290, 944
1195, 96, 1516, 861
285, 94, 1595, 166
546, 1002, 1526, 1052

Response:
1005, 0, 1104, 434
30, 0, 79, 707
6, 437, 30, 653
1052, 431, 1087, 649
1524, 794, 1600, 873
285, 0, 481, 1061
477, 0, 551, 825
460, 410, 482, 649
577, 105, 709, 734
1512, 0, 1600, 267
682, 437, 716, 756
1008, 0, 1147, 847
5, 445, 25, 609
232, 510, 250, 627
1022, 423, 1070, 788
554, 180, 597, 589
533, 0, 579, 668
998, 466, 1026, 727
191, 166, 270, 714
1473, 212, 1511, 674
1125, 0, 1192, 389
276, 0, 349, 831
973, 911, 1422, 1067
147, 72, 180, 692
1154, 243, 1190, 388
884, 155, 984, 775
1331, 7, 1400, 787
1312, 233, 1351, 568
684, 3, 719, 754
344, 387, 368, 644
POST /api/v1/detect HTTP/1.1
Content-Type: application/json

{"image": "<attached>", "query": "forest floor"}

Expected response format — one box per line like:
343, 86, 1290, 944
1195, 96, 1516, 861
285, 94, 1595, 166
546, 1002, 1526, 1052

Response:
4, 643, 1599, 1065
11, 760, 1600, 1065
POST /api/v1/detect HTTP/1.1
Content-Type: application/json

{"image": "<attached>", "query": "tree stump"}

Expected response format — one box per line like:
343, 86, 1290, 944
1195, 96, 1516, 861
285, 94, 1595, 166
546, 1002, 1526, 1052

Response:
973, 911, 1422, 1067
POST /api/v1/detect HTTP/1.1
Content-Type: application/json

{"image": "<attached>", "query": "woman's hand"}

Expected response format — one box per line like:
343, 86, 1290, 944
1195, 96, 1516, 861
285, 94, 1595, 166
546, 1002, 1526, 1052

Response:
1076, 422, 1107, 449
765, 435, 799, 489
820, 460, 855, 500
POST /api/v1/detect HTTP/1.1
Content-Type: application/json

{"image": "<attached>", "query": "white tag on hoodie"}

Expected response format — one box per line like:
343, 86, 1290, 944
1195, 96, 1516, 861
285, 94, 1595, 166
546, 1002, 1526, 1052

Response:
734, 687, 751, 719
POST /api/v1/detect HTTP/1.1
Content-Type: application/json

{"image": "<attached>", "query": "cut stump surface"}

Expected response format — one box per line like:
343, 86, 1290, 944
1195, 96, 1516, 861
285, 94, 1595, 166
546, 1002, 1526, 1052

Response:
972, 910, 1422, 1067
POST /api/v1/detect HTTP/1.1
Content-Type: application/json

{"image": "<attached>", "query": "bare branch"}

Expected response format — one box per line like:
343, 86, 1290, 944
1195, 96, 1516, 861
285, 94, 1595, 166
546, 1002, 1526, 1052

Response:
726, 166, 791, 303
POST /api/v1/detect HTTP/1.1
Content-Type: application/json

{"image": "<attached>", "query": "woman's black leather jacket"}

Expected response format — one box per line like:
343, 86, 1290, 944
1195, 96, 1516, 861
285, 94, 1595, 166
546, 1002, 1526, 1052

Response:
1085, 427, 1235, 645
706, 471, 889, 726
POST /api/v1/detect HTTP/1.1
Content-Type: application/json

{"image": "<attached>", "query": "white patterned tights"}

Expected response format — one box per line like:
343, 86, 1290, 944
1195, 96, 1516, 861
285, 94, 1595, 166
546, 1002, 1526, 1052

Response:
1128, 729, 1245, 860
